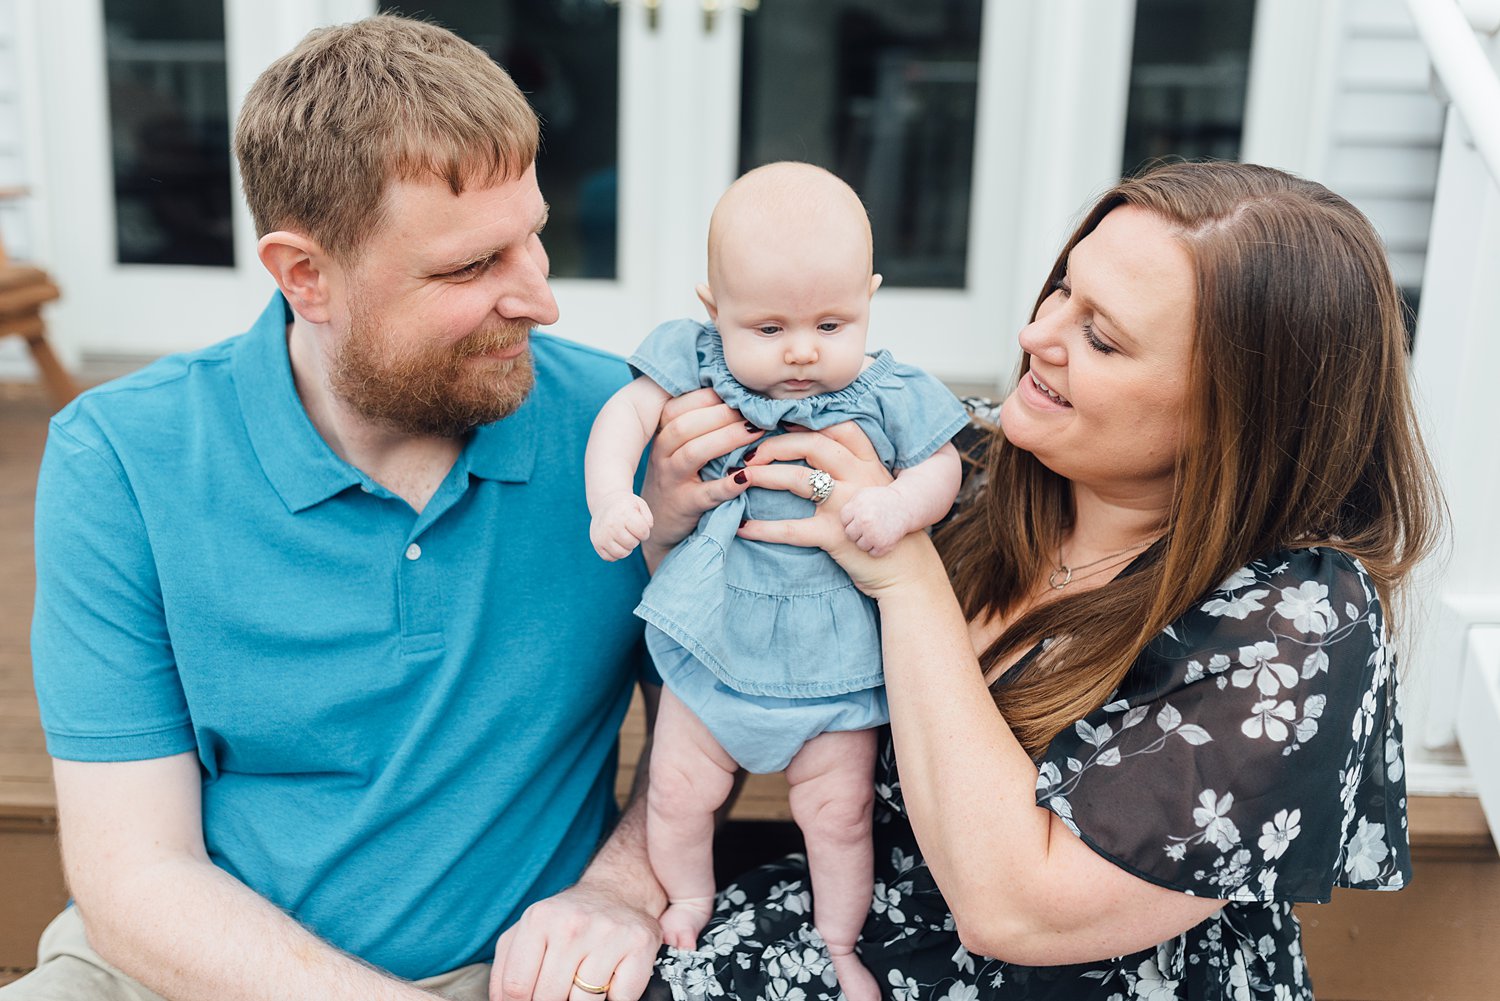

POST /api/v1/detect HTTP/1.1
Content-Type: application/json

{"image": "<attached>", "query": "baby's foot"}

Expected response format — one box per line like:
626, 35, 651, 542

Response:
827, 945, 880, 1001
659, 896, 714, 950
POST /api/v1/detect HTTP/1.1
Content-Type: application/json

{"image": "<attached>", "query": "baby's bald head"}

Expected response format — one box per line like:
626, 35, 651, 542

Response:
706, 162, 873, 294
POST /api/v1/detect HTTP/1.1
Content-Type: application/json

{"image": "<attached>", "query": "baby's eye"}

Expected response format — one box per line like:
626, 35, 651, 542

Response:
757, 325, 781, 336
817, 322, 841, 333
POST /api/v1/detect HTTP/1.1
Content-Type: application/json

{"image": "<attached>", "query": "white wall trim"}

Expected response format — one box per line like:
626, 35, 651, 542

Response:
1242, 0, 1343, 178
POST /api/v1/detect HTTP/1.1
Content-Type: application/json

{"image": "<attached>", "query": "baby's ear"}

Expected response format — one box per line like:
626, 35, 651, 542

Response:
869, 273, 884, 297
695, 283, 719, 320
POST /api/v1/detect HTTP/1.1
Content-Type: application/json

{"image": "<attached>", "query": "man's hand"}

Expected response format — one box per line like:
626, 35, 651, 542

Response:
638, 388, 760, 571
489, 878, 662, 1001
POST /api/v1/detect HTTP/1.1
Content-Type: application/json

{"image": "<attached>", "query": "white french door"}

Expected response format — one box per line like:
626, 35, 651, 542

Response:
31, 0, 375, 358
28, 0, 1140, 389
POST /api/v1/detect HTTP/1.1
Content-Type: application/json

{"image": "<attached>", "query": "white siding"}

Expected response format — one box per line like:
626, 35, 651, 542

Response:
0, 0, 37, 377
1322, 0, 1445, 289
0, 0, 32, 259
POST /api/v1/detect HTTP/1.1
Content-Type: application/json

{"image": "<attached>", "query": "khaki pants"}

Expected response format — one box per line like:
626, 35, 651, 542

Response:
0, 907, 493, 1001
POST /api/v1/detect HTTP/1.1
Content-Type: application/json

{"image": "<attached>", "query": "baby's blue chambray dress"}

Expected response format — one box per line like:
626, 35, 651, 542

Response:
630, 319, 968, 772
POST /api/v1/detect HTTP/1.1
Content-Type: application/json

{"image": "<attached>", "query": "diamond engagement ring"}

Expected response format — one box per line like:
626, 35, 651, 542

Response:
807, 468, 835, 505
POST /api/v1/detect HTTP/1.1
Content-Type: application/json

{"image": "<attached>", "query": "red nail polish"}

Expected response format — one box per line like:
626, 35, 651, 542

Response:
739, 515, 749, 528
744, 447, 758, 463
733, 471, 748, 485
744, 421, 758, 433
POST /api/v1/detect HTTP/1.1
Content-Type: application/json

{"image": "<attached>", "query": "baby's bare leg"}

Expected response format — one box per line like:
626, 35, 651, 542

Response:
785, 729, 879, 1001
647, 687, 739, 949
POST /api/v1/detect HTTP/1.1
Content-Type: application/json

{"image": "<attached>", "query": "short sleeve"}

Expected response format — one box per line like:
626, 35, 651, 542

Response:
31, 421, 196, 761
873, 363, 969, 469
1032, 547, 1409, 904
626, 319, 711, 398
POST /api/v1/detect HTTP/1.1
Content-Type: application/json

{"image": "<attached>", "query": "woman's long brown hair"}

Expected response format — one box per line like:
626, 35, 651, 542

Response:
935, 161, 1444, 758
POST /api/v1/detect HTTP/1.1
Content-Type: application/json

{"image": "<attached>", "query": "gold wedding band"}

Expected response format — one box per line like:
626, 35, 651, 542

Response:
572, 973, 612, 995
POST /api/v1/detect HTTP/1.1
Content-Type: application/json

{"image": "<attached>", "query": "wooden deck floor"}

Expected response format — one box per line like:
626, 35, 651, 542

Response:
0, 381, 66, 981
0, 382, 54, 822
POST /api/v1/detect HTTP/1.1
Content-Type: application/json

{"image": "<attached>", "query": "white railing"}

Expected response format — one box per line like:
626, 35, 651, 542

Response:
1404, 0, 1500, 839
1406, 0, 1500, 181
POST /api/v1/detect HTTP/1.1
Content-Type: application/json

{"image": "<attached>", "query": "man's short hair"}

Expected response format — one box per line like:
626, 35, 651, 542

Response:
234, 15, 539, 262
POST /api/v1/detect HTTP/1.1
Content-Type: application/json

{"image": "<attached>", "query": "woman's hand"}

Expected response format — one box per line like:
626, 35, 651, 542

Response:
735, 422, 949, 599
639, 388, 760, 571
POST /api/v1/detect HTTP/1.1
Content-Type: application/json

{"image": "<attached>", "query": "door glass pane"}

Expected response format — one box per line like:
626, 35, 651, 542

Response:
1121, 0, 1257, 175
103, 0, 234, 267
381, 3, 621, 280
739, 0, 984, 290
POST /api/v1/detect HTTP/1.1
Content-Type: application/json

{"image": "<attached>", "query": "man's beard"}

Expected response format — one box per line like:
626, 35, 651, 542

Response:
331, 295, 536, 438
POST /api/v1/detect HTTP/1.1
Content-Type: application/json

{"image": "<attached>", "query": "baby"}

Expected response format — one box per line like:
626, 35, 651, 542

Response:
585, 162, 965, 1001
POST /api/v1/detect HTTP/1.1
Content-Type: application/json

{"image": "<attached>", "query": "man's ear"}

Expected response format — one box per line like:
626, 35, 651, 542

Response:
258, 232, 338, 324
694, 283, 718, 321
869, 273, 884, 297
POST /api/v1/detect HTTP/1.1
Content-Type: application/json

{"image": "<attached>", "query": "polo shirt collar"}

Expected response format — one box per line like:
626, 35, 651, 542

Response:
466, 389, 538, 484
235, 293, 538, 513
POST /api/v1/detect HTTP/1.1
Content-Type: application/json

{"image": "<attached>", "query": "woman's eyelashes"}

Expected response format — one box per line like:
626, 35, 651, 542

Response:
1051, 275, 1116, 355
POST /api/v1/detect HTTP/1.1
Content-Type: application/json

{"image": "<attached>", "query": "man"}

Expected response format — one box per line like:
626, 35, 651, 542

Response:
13, 16, 752, 1001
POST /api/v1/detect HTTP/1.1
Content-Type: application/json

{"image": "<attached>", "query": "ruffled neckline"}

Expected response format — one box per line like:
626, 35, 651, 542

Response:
701, 323, 898, 430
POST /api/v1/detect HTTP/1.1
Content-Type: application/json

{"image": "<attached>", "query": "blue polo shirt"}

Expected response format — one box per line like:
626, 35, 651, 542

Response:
31, 293, 651, 979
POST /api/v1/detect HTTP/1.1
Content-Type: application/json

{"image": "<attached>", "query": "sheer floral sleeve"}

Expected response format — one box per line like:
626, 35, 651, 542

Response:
1033, 546, 1409, 904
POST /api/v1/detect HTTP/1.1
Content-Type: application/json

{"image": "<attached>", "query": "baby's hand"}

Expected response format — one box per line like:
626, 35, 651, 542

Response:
839, 484, 910, 558
591, 493, 654, 561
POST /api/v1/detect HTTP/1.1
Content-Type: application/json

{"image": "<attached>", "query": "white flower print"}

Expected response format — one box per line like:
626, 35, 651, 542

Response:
1343, 817, 1390, 882
887, 969, 920, 1001
652, 547, 1394, 1001
1275, 580, 1335, 634
872, 882, 906, 924
764, 977, 805, 1001
1193, 790, 1241, 851
682, 965, 726, 997
1258, 809, 1302, 860
939, 983, 979, 1001
1218, 566, 1257, 591
1227, 952, 1252, 1001
1243, 698, 1295, 741
1386, 735, 1404, 783
1131, 957, 1180, 1000
1232, 641, 1298, 695
1203, 588, 1270, 620
769, 947, 822, 985
766, 880, 809, 916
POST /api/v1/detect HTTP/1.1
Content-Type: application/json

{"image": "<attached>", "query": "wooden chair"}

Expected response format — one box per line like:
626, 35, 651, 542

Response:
0, 187, 78, 407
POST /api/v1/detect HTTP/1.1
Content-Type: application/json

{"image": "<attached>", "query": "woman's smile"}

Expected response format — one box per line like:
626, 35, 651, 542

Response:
1028, 371, 1071, 408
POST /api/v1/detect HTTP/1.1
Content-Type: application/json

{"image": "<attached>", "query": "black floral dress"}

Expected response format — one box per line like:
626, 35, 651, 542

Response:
649, 418, 1409, 1001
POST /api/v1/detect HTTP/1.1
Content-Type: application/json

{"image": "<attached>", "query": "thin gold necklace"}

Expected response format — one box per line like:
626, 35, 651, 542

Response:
1048, 541, 1153, 590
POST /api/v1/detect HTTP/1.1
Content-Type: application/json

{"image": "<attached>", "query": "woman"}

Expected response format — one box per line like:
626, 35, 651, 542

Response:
643, 161, 1442, 1000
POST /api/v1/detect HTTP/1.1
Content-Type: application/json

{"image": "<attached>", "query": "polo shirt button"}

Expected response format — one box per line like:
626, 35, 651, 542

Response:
360, 484, 373, 493
405, 543, 422, 561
